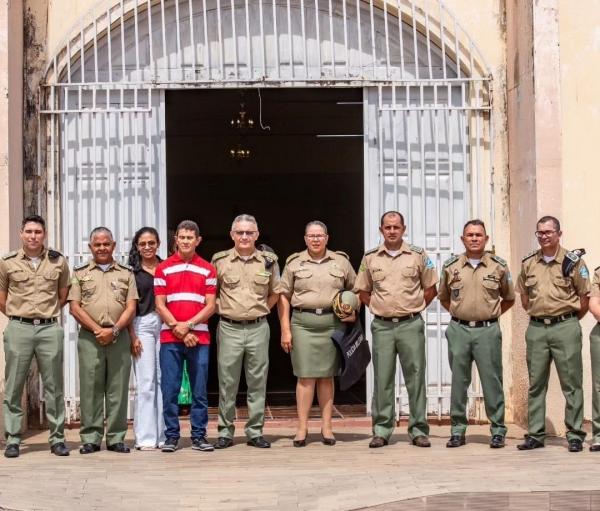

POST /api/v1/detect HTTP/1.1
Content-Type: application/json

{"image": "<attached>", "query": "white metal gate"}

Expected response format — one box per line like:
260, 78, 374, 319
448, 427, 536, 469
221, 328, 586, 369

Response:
40, 0, 493, 422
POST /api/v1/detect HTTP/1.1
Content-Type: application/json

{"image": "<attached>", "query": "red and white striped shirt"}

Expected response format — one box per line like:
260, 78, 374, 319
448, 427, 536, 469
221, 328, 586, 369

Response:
154, 252, 217, 344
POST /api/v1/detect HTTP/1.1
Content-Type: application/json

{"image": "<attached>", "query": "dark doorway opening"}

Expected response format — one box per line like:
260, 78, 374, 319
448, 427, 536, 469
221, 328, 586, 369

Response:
166, 87, 365, 409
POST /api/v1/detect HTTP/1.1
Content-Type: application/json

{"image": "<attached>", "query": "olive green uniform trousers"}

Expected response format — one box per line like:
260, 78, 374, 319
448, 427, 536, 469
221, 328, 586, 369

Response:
217, 319, 269, 440
78, 328, 131, 446
371, 316, 429, 441
525, 318, 585, 442
589, 323, 600, 443
3, 320, 65, 446
446, 321, 506, 437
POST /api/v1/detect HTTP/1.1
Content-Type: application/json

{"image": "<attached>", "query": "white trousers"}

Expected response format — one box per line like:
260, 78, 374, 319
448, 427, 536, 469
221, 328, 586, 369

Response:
132, 312, 165, 448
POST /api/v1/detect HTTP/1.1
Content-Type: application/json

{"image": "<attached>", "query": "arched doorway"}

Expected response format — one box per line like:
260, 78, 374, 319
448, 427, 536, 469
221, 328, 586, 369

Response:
40, 0, 493, 422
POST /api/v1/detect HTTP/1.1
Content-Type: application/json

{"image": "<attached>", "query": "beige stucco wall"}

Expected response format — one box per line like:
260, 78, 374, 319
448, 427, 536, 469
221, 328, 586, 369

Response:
559, 0, 600, 423
0, 0, 25, 439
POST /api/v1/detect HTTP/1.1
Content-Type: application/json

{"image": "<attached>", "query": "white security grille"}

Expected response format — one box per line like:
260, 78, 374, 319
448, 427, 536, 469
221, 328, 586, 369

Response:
39, 0, 493, 422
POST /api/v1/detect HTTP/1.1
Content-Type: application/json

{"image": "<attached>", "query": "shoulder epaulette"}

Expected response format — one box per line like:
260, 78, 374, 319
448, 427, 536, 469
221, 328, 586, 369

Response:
117, 262, 132, 271
286, 252, 300, 264
595, 265, 600, 273
335, 250, 349, 260
211, 250, 229, 262
491, 254, 507, 267
565, 251, 580, 263
365, 246, 378, 256
261, 250, 278, 263
409, 244, 424, 254
568, 248, 586, 261
1, 251, 17, 260
74, 262, 90, 271
522, 250, 537, 262
443, 255, 459, 268
47, 249, 62, 260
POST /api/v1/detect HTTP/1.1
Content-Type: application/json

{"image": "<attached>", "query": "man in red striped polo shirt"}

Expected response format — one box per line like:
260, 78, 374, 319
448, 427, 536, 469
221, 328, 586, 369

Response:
154, 220, 217, 453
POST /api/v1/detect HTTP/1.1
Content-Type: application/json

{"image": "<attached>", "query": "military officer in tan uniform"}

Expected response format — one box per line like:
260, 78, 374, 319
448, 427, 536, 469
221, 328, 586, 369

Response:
0, 215, 70, 458
588, 266, 600, 451
516, 215, 590, 452
211, 214, 279, 449
68, 227, 138, 454
439, 219, 515, 449
354, 211, 438, 448
278, 221, 356, 447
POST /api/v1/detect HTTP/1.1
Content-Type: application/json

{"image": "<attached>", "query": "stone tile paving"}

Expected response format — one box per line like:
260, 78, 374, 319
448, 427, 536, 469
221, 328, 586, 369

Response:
1, 423, 599, 511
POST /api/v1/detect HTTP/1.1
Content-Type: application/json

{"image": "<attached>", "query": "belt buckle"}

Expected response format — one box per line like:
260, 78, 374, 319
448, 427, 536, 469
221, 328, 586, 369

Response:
543, 318, 552, 325
392, 317, 399, 323
468, 321, 476, 327
315, 308, 323, 315
33, 319, 41, 326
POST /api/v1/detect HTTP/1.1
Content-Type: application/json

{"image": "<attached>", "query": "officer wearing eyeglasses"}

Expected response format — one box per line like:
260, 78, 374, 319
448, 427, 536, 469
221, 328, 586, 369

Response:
211, 214, 280, 449
516, 215, 590, 452
438, 219, 514, 449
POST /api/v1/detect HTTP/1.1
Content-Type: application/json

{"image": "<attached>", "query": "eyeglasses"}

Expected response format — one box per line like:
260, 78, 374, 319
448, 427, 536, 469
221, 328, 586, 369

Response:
233, 230, 257, 237
138, 241, 157, 248
305, 234, 327, 239
535, 230, 557, 238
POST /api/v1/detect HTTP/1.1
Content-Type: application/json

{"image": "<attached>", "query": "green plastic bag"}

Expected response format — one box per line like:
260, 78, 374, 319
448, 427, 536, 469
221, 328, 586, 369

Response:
178, 361, 192, 406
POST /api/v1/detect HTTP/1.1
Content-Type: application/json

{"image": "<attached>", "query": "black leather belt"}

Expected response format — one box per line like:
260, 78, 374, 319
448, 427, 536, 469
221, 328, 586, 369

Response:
293, 307, 333, 315
10, 316, 57, 326
452, 317, 498, 328
221, 316, 266, 325
530, 312, 577, 325
374, 313, 417, 323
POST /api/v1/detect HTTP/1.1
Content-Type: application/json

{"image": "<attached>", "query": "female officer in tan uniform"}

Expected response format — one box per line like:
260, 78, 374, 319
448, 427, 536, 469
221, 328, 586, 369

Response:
278, 221, 356, 447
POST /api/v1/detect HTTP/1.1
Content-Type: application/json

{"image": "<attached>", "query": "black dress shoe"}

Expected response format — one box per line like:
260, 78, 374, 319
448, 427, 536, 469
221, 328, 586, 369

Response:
79, 443, 101, 454
590, 443, 600, 452
213, 437, 234, 449
368, 436, 388, 448
321, 431, 336, 446
517, 436, 544, 450
490, 435, 505, 449
50, 442, 70, 456
246, 436, 271, 448
106, 442, 130, 453
4, 444, 19, 458
446, 434, 466, 448
568, 439, 583, 452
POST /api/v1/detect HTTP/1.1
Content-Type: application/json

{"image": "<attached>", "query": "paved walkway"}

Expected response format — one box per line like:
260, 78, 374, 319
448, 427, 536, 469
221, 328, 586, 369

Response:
1, 422, 599, 511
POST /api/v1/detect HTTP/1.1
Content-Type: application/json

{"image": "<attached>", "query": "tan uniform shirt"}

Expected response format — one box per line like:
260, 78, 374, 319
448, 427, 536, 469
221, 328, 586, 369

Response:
68, 260, 138, 326
438, 252, 515, 321
516, 247, 590, 317
353, 242, 439, 316
591, 267, 600, 298
279, 249, 356, 309
0, 248, 70, 318
211, 248, 280, 321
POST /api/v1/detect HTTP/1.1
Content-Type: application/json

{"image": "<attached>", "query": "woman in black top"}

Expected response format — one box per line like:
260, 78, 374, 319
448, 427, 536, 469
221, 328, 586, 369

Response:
127, 227, 164, 450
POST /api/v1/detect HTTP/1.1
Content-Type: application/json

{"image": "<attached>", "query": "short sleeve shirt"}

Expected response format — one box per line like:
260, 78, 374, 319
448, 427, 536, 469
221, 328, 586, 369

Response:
591, 267, 600, 298
68, 260, 138, 326
279, 249, 356, 309
438, 252, 515, 321
154, 253, 217, 344
211, 248, 280, 321
0, 248, 70, 318
516, 247, 590, 316
353, 242, 439, 316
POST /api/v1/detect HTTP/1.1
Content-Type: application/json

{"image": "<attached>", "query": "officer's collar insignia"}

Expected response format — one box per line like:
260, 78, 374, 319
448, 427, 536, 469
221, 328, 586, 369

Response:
443, 254, 458, 268
1, 251, 17, 260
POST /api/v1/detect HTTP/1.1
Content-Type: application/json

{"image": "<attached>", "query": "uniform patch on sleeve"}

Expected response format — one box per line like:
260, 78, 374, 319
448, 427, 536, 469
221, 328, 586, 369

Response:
425, 257, 435, 269
580, 266, 589, 279
359, 262, 366, 272
71, 277, 80, 285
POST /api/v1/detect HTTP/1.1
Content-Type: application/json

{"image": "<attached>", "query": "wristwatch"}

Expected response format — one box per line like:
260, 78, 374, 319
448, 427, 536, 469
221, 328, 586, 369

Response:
112, 326, 120, 344
186, 321, 195, 330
